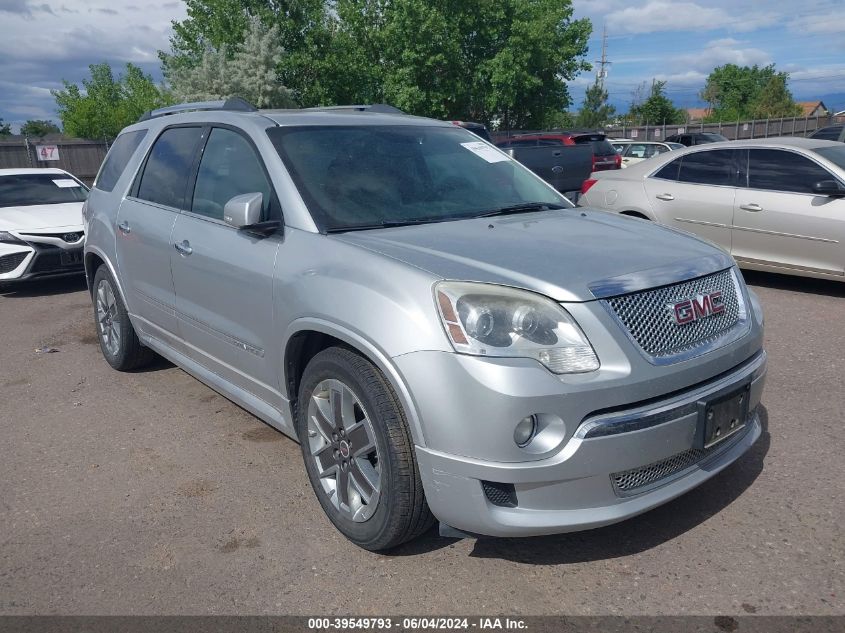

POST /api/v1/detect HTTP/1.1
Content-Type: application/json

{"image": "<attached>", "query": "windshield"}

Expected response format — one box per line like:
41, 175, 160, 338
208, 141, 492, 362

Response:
814, 145, 845, 171
267, 125, 569, 232
0, 173, 89, 207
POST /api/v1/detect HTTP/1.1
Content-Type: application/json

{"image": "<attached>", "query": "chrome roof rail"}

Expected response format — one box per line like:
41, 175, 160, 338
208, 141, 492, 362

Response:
137, 97, 258, 122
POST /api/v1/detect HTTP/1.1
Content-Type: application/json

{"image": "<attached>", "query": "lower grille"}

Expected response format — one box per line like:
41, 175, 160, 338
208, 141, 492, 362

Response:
0, 252, 28, 274
482, 481, 517, 508
611, 415, 753, 495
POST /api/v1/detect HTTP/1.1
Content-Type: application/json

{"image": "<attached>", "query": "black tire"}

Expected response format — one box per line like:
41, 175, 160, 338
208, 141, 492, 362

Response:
296, 346, 434, 550
92, 265, 154, 371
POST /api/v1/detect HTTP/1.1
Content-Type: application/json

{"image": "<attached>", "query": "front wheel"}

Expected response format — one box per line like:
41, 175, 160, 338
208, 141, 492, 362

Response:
296, 347, 434, 550
92, 265, 154, 371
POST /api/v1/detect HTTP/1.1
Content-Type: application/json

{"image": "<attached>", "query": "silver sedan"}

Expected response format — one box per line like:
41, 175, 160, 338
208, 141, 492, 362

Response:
579, 137, 845, 282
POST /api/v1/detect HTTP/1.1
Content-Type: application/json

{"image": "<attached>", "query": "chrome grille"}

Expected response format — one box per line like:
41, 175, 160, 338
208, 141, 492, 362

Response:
604, 269, 742, 358
611, 419, 752, 495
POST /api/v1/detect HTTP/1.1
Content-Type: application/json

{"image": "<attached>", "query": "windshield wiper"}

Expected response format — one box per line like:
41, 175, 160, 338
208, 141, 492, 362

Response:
473, 202, 568, 218
326, 216, 464, 233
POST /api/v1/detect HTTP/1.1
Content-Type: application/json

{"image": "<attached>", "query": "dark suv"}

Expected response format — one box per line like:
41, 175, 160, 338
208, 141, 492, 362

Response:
665, 132, 728, 146
496, 132, 621, 171
809, 125, 845, 143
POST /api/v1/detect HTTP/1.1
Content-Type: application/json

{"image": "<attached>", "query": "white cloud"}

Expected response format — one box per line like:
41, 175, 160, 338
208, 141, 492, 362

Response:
672, 41, 771, 74
604, 1, 776, 35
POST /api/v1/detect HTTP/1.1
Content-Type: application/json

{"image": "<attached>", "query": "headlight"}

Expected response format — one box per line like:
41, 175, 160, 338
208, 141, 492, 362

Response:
435, 281, 600, 374
0, 231, 24, 244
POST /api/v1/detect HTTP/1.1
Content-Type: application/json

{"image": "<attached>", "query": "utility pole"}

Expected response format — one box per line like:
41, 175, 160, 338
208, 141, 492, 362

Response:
595, 25, 611, 89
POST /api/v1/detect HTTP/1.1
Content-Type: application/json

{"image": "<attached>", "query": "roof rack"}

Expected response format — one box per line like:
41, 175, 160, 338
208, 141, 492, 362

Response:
137, 97, 258, 122
301, 104, 405, 115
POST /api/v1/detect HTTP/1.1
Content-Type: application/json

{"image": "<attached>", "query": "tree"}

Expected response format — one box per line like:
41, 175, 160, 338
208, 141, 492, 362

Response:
629, 80, 685, 125
0, 118, 11, 136
576, 81, 615, 128
20, 120, 61, 137
167, 17, 296, 108
53, 63, 171, 139
701, 64, 799, 121
161, 0, 592, 127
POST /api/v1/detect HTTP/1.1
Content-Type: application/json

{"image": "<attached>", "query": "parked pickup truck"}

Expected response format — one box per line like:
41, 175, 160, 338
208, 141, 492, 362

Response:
496, 144, 593, 199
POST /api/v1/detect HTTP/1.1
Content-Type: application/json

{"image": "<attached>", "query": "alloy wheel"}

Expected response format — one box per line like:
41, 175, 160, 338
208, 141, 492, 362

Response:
96, 278, 121, 356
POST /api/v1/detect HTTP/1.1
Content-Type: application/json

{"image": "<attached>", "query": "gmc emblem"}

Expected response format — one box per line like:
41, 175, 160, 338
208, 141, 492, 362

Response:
670, 291, 725, 325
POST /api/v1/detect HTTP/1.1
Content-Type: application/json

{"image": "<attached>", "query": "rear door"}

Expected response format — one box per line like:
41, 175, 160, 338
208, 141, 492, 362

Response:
643, 148, 739, 252
732, 148, 845, 276
116, 125, 204, 345
170, 126, 283, 405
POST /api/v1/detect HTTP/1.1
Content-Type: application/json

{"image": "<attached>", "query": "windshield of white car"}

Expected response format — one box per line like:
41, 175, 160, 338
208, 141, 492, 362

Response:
267, 125, 571, 232
0, 174, 89, 207
814, 145, 845, 171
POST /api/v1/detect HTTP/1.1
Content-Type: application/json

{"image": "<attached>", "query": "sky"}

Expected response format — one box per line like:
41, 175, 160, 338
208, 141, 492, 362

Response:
1, 0, 844, 132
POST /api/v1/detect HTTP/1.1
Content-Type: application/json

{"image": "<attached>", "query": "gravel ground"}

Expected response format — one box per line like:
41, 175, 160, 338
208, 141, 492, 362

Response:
0, 270, 842, 615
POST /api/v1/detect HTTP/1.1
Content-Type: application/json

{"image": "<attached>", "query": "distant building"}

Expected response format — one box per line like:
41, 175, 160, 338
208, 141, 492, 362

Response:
797, 101, 828, 117
684, 107, 711, 122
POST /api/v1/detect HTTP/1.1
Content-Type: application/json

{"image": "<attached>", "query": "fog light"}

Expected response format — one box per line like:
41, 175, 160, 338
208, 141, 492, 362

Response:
514, 415, 538, 447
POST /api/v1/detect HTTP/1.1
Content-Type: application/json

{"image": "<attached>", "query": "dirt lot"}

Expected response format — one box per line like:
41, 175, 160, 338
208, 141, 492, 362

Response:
0, 270, 843, 615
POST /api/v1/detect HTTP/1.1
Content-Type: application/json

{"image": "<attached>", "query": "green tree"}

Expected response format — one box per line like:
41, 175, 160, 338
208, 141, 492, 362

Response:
53, 63, 171, 139
0, 117, 11, 136
576, 80, 615, 128
167, 17, 296, 108
162, 0, 592, 127
701, 64, 799, 121
20, 119, 61, 137
629, 80, 685, 125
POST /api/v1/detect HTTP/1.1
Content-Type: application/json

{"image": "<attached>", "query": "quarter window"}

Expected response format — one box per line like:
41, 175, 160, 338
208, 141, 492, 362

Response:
653, 158, 681, 181
136, 127, 204, 209
191, 128, 274, 221
677, 150, 737, 186
747, 149, 834, 194
95, 130, 147, 192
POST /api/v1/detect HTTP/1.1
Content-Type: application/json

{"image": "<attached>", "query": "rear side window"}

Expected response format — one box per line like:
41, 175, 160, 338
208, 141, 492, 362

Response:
653, 158, 681, 181
747, 149, 834, 194
94, 130, 147, 192
136, 127, 204, 209
677, 150, 737, 186
191, 128, 274, 221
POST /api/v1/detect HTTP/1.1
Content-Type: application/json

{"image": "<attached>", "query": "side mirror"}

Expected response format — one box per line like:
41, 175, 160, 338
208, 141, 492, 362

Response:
223, 192, 263, 228
812, 180, 845, 197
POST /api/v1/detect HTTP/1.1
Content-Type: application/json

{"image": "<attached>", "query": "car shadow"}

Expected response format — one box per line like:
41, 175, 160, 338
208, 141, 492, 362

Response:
741, 269, 845, 298
0, 274, 88, 298
388, 406, 770, 561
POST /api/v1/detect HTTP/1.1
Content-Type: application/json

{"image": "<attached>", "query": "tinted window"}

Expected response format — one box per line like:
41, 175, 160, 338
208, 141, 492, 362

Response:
572, 136, 616, 156
814, 145, 845, 171
698, 133, 728, 143
747, 149, 834, 194
678, 150, 737, 186
192, 128, 274, 221
268, 125, 566, 232
94, 129, 148, 192
498, 139, 538, 148
137, 127, 203, 209
810, 126, 843, 141
653, 158, 681, 180
0, 173, 88, 207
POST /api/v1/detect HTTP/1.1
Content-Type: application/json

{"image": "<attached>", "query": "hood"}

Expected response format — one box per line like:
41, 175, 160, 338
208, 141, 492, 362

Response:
334, 208, 734, 302
0, 203, 84, 232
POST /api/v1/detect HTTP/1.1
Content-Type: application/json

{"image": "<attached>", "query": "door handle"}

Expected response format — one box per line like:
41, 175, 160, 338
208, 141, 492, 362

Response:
117, 220, 131, 235
174, 240, 193, 256
740, 203, 763, 212
656, 193, 674, 201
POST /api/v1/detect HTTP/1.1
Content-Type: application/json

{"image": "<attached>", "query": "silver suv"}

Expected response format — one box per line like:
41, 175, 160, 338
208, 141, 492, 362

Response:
84, 99, 767, 550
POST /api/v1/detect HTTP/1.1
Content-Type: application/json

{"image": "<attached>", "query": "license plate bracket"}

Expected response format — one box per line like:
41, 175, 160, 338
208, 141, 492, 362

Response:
60, 251, 83, 266
695, 382, 751, 450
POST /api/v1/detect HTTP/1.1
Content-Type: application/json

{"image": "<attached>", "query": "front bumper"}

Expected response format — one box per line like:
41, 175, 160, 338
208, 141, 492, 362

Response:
402, 347, 766, 537
0, 233, 84, 282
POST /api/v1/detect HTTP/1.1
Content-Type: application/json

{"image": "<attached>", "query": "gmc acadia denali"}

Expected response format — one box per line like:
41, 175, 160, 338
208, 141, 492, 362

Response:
83, 99, 767, 550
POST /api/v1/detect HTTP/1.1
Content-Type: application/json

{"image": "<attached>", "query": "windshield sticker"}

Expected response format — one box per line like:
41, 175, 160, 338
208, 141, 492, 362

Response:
52, 179, 81, 188
460, 141, 510, 163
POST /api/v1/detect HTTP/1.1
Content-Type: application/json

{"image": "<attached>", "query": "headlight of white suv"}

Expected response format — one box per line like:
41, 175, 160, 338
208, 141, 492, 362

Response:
434, 281, 600, 374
